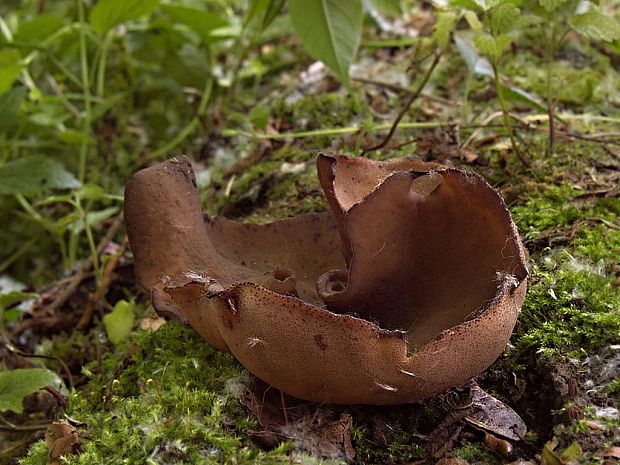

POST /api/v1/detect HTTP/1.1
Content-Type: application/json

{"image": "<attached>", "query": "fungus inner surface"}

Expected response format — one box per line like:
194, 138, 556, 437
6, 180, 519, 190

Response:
127, 155, 526, 351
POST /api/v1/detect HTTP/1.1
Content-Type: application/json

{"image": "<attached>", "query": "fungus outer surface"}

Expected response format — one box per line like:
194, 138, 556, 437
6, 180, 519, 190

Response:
124, 154, 528, 404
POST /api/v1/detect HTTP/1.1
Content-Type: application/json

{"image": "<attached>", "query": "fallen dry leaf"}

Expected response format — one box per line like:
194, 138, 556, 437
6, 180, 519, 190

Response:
46, 422, 80, 465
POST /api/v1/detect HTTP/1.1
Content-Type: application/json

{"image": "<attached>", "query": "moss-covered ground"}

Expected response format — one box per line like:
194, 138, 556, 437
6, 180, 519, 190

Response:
18, 139, 620, 465
4, 2, 620, 465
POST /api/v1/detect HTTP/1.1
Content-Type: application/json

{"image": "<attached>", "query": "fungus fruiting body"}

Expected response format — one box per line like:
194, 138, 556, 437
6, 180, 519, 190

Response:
124, 155, 528, 404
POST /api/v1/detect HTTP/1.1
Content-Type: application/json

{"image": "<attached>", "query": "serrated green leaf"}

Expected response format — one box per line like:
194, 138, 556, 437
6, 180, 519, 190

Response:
490, 3, 520, 34
0, 87, 27, 133
366, 0, 402, 17
474, 32, 497, 56
0, 50, 23, 97
90, 0, 160, 36
0, 155, 81, 196
289, 0, 363, 86
474, 0, 502, 11
455, 34, 546, 111
434, 12, 458, 48
474, 32, 512, 58
0, 368, 60, 413
513, 14, 543, 29
104, 300, 134, 345
451, 0, 482, 10
539, 0, 571, 12
14, 15, 64, 45
495, 34, 513, 55
160, 5, 227, 44
569, 9, 620, 42
464, 10, 483, 31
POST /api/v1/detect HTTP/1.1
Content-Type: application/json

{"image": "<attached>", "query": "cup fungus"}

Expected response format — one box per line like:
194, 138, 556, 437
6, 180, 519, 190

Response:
124, 154, 528, 404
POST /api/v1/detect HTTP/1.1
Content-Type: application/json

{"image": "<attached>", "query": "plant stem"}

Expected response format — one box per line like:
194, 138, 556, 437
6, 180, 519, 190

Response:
222, 121, 445, 140
15, 194, 69, 268
361, 50, 443, 156
77, 0, 92, 184
491, 61, 529, 168
149, 72, 214, 159
75, 198, 100, 278
96, 32, 112, 97
70, 0, 95, 272
0, 239, 35, 274
546, 20, 556, 156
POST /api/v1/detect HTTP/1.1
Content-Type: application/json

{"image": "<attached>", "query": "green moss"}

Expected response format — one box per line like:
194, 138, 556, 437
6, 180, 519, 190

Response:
273, 92, 366, 134
21, 323, 325, 465
511, 184, 620, 262
204, 145, 328, 223
453, 442, 501, 465
516, 260, 620, 360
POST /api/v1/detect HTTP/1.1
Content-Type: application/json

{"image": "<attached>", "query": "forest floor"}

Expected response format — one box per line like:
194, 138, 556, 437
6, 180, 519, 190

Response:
1, 2, 619, 465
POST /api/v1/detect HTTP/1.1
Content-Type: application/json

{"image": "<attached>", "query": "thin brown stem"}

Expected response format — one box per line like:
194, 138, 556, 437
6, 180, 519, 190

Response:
361, 50, 443, 156
351, 76, 453, 105
77, 235, 127, 330
491, 61, 530, 168
1, 337, 74, 389
0, 416, 50, 431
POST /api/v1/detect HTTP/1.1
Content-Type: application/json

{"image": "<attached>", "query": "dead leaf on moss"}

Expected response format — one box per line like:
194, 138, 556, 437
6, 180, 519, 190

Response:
46, 422, 80, 465
600, 446, 620, 458
435, 458, 469, 465
240, 382, 355, 462
541, 439, 583, 465
139, 315, 166, 332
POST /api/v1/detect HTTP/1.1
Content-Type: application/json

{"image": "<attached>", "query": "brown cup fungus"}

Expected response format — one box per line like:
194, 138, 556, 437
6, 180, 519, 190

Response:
124, 155, 528, 404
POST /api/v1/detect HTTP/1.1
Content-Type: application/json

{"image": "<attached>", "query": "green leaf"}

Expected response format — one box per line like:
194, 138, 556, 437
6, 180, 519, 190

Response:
0, 87, 27, 133
474, 32, 512, 58
464, 10, 483, 31
0, 155, 81, 196
245, 0, 271, 27
289, 0, 363, 86
249, 106, 270, 130
455, 34, 547, 112
72, 206, 120, 234
59, 129, 96, 146
490, 3, 520, 34
90, 0, 160, 36
14, 15, 64, 45
473, 0, 502, 11
103, 300, 134, 345
0, 50, 23, 97
245, 0, 285, 31
0, 291, 37, 310
366, 0, 402, 17
434, 12, 458, 48
569, 9, 620, 42
160, 5, 227, 44
502, 85, 546, 112
261, 0, 286, 30
513, 14, 543, 29
0, 368, 60, 413
451, 0, 483, 11
495, 34, 513, 55
539, 0, 571, 12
